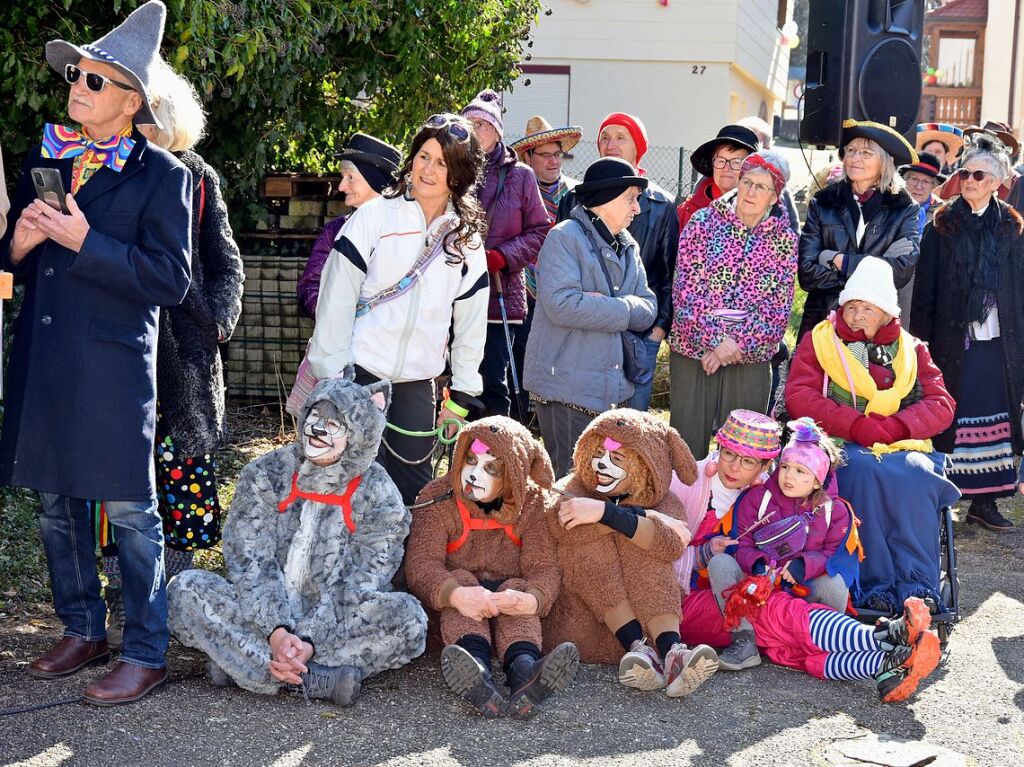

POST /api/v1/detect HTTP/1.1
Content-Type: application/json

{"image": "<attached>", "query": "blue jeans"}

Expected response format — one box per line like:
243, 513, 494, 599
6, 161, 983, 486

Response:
38, 493, 168, 668
626, 336, 663, 411
479, 321, 526, 419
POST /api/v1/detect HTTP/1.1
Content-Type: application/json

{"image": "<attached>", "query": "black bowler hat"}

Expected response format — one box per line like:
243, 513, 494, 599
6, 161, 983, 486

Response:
840, 119, 917, 167
898, 150, 947, 182
333, 132, 402, 173
690, 124, 760, 177
574, 158, 648, 207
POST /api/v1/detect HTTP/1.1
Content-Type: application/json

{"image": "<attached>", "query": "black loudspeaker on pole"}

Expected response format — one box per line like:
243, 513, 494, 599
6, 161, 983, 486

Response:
800, 0, 926, 148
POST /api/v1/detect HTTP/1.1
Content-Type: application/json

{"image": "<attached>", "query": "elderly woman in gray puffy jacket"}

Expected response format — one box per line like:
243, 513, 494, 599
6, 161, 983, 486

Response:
524, 158, 657, 477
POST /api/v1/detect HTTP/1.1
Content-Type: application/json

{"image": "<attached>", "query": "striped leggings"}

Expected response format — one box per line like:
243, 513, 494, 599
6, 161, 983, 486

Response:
808, 609, 886, 681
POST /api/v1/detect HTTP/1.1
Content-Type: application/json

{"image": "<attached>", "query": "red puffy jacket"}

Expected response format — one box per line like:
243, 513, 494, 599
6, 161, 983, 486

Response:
784, 314, 955, 445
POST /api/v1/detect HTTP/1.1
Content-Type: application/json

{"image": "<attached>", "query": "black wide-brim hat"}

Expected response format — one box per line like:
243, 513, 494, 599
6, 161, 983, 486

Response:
574, 157, 649, 196
898, 150, 947, 182
690, 124, 760, 177
840, 119, 917, 166
333, 132, 402, 174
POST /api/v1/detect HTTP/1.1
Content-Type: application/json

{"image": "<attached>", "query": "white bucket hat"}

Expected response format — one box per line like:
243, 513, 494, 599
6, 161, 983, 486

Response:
838, 256, 901, 317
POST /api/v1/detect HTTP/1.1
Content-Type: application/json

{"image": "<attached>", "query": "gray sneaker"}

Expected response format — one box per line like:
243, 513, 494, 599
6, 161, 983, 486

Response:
299, 662, 361, 706
718, 630, 761, 671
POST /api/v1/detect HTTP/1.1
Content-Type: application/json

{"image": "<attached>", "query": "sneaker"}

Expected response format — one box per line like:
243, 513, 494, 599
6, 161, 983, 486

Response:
104, 586, 125, 649
505, 642, 580, 719
665, 643, 720, 697
874, 597, 932, 651
875, 631, 941, 703
205, 659, 236, 689
966, 499, 1013, 532
440, 644, 508, 718
298, 662, 361, 707
617, 639, 665, 691
718, 630, 762, 671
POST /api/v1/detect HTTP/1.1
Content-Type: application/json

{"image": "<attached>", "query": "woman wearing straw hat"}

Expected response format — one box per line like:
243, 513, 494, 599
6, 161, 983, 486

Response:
797, 119, 922, 339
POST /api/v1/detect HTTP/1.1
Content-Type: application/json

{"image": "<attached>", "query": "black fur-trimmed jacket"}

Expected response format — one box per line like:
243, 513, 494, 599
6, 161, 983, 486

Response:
156, 150, 244, 456
911, 197, 1024, 454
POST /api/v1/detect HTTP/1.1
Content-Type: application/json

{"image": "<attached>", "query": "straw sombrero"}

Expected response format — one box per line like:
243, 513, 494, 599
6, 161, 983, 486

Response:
915, 123, 964, 156
509, 116, 582, 159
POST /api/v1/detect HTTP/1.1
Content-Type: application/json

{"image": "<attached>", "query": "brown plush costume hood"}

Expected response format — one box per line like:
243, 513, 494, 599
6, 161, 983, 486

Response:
571, 409, 697, 507
447, 416, 554, 524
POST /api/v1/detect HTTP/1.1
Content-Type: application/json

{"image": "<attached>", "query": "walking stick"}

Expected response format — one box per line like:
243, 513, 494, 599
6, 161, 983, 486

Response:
492, 271, 524, 422
0, 271, 12, 399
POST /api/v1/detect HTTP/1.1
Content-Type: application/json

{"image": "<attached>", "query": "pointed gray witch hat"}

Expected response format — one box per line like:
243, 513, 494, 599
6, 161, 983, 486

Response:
45, 0, 167, 128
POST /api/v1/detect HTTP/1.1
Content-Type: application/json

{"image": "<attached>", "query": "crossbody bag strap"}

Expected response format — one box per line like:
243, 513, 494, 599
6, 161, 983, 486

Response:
572, 217, 617, 296
484, 165, 509, 234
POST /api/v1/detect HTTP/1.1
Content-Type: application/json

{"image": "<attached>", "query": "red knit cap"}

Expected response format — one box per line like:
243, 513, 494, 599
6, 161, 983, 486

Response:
598, 112, 649, 165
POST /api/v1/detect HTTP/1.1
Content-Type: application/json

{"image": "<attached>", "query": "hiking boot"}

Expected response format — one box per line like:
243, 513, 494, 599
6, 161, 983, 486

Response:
875, 631, 941, 703
966, 499, 1013, 532
874, 596, 932, 651
665, 643, 720, 697
505, 642, 580, 719
440, 644, 508, 718
617, 639, 666, 691
104, 586, 125, 649
205, 659, 236, 689
718, 630, 762, 671
298, 663, 361, 707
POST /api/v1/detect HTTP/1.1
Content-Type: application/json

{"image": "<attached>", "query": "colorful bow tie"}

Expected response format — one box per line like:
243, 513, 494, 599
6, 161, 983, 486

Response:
41, 123, 135, 173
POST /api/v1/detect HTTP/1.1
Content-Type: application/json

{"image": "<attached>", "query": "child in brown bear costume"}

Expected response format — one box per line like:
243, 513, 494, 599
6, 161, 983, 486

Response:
542, 408, 721, 697
406, 417, 580, 718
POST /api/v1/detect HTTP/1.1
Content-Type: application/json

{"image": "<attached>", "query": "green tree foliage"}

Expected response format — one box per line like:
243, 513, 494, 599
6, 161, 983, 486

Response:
1, 0, 541, 225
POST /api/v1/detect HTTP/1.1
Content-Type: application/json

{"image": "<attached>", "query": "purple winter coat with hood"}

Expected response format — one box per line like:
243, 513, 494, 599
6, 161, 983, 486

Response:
480, 143, 550, 322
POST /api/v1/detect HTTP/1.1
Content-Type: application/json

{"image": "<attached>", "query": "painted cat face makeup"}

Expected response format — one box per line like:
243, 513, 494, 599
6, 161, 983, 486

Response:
461, 439, 505, 503
591, 437, 628, 495
302, 402, 349, 466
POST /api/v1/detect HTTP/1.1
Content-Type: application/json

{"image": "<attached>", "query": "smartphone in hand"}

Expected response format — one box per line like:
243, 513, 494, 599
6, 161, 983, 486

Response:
31, 167, 70, 215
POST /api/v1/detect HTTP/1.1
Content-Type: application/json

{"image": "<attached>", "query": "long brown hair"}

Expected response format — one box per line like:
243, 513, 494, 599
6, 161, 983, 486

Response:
386, 114, 486, 264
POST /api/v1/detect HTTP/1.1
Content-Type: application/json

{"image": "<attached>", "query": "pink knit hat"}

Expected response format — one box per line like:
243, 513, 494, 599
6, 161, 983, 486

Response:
715, 409, 783, 459
780, 418, 832, 486
461, 89, 504, 139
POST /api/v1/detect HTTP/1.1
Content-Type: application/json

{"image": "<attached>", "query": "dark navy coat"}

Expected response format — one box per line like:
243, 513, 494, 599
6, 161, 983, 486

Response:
0, 129, 192, 501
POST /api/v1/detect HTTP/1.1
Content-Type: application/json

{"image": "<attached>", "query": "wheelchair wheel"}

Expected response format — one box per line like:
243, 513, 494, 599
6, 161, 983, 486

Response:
937, 506, 960, 647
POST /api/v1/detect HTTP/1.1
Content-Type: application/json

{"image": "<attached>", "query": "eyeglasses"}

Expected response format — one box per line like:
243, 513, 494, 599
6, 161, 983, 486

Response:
719, 448, 762, 471
532, 150, 565, 161
712, 156, 745, 171
904, 174, 938, 187
738, 177, 774, 195
65, 63, 134, 93
424, 113, 471, 143
844, 147, 878, 160
956, 168, 992, 182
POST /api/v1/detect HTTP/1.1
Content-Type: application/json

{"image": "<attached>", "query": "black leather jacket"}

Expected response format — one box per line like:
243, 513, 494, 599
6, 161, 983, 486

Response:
558, 180, 680, 333
797, 180, 920, 339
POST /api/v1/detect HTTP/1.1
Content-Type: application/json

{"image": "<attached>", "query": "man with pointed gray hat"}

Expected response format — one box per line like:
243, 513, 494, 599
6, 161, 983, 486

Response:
0, 0, 191, 705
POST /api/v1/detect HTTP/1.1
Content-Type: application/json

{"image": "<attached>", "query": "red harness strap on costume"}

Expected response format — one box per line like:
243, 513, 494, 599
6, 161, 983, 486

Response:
446, 496, 522, 554
277, 472, 362, 534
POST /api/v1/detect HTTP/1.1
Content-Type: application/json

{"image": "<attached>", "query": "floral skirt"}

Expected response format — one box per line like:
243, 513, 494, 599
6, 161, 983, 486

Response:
948, 339, 1018, 499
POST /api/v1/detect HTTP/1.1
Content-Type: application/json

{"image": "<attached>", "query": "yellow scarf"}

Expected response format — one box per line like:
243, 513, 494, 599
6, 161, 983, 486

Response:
810, 318, 917, 417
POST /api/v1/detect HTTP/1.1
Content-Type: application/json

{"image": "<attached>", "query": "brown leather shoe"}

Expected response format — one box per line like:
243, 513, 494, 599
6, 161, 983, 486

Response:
82, 662, 167, 706
28, 637, 110, 679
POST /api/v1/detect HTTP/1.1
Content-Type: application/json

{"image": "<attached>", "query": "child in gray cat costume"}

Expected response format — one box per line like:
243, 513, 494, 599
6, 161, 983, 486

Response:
167, 375, 427, 705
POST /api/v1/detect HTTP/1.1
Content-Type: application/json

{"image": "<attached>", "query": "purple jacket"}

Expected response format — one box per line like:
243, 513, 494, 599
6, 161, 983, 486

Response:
297, 214, 347, 317
481, 144, 549, 321
734, 473, 849, 582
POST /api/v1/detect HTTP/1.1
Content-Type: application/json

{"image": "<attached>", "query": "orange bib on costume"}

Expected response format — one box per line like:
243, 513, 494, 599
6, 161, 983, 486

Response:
278, 473, 362, 534
446, 496, 522, 554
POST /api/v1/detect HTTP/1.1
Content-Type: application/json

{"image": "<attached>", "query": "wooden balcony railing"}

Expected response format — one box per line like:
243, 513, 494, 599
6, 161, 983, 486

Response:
918, 87, 982, 126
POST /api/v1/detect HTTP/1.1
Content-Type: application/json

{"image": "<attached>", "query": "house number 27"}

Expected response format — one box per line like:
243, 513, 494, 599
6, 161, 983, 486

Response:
692, 65, 707, 74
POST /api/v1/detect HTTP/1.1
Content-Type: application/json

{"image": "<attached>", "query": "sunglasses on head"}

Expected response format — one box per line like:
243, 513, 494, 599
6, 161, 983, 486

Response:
424, 113, 471, 142
956, 168, 992, 182
65, 63, 134, 93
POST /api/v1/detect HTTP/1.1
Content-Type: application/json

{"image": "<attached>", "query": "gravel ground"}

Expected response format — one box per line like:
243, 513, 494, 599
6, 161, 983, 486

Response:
1, 506, 1021, 767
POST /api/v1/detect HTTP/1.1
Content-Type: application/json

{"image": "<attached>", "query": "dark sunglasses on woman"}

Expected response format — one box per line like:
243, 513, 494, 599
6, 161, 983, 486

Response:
65, 63, 134, 93
956, 168, 991, 182
424, 113, 471, 142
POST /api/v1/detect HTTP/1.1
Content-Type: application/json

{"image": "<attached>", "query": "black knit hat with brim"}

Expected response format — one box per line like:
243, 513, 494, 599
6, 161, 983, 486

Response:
840, 119, 917, 167
574, 157, 648, 207
690, 124, 760, 177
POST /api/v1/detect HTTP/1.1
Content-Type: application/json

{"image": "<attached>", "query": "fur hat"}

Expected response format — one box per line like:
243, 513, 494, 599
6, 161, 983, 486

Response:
46, 0, 167, 128
838, 256, 901, 318
572, 409, 697, 508
451, 417, 554, 516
